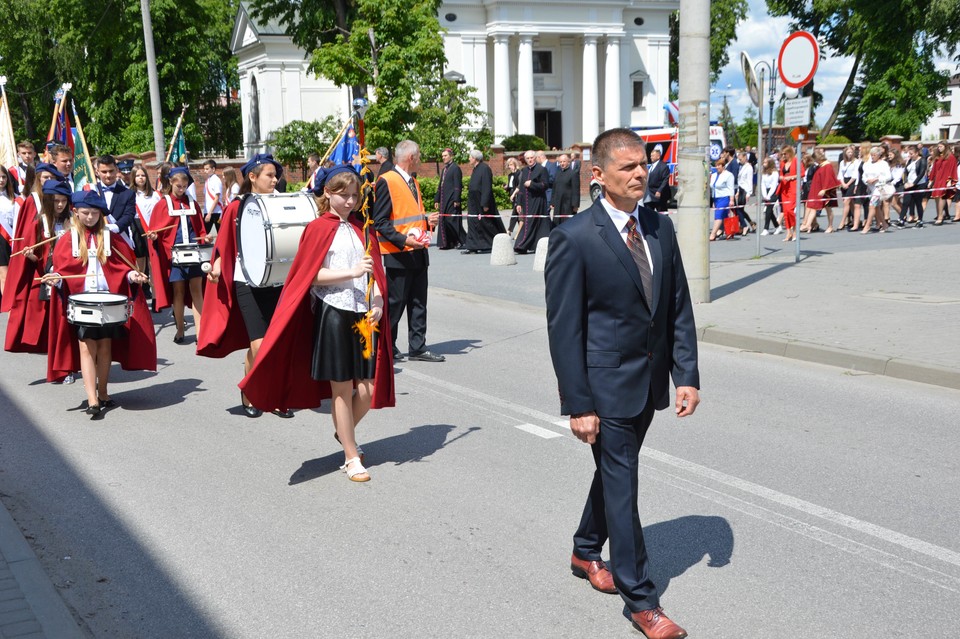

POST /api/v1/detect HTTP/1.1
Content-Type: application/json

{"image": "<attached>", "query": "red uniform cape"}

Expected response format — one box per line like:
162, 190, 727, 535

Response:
196, 198, 249, 358
3, 197, 51, 353
806, 163, 840, 210
930, 154, 958, 199
145, 194, 206, 310
46, 230, 157, 381
239, 212, 395, 411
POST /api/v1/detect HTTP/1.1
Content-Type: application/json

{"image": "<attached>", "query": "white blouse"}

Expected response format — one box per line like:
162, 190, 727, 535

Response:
761, 172, 780, 200
710, 170, 736, 199
0, 194, 15, 238
861, 160, 891, 193
136, 192, 161, 226
311, 220, 368, 313
838, 159, 860, 184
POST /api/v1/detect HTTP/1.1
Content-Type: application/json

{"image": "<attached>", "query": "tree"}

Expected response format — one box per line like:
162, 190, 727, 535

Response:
410, 79, 492, 162
717, 97, 738, 147
669, 0, 749, 89
269, 117, 343, 176
0, 0, 241, 156
735, 106, 759, 148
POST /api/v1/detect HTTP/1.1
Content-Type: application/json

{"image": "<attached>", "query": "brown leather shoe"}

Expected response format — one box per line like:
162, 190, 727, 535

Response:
630, 608, 687, 639
570, 554, 617, 594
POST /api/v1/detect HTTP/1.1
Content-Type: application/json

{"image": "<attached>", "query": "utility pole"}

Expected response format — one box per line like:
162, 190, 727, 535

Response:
676, 0, 712, 303
141, 0, 165, 160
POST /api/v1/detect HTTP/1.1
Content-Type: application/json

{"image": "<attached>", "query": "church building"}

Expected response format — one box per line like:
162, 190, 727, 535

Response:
231, 0, 677, 154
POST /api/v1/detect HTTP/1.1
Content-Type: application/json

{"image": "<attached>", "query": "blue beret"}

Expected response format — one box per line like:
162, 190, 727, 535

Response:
309, 164, 359, 196
42, 180, 72, 197
35, 162, 65, 181
168, 166, 194, 185
71, 190, 109, 212
240, 154, 284, 179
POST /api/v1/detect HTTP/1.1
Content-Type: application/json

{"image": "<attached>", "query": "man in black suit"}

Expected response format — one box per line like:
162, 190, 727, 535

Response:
645, 145, 671, 212
372, 140, 445, 363
550, 153, 579, 224
375, 147, 394, 177
545, 128, 700, 639
537, 150, 558, 206
434, 147, 463, 249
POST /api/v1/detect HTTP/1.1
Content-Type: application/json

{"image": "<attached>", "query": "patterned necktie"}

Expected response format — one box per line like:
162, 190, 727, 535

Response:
407, 177, 419, 203
625, 216, 653, 307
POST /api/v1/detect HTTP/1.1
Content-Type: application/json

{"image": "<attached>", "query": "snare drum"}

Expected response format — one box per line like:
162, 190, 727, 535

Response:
67, 292, 132, 327
237, 193, 318, 287
172, 243, 214, 266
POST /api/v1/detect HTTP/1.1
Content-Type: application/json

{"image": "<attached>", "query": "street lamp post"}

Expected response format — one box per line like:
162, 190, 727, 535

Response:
767, 63, 778, 158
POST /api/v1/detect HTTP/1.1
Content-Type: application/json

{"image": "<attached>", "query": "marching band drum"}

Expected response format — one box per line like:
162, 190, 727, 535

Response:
237, 193, 318, 287
66, 292, 132, 327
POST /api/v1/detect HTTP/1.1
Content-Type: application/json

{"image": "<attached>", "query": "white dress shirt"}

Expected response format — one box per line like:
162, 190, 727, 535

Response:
599, 197, 653, 277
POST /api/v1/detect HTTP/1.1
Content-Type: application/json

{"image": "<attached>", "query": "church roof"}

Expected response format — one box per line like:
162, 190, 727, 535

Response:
238, 1, 287, 35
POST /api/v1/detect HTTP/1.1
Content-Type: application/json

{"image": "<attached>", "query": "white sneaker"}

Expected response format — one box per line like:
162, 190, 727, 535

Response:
773, 227, 783, 235
760, 229, 770, 236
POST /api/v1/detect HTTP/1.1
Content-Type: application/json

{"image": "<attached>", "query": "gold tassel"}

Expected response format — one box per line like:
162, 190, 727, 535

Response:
353, 314, 379, 359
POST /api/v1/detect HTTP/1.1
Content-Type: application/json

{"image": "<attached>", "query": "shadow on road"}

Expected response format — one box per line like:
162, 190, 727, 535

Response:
426, 338, 483, 356
645, 514, 734, 597
108, 377, 205, 410
288, 423, 480, 485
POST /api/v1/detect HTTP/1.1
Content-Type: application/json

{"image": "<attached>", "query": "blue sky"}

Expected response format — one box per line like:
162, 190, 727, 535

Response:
711, 0, 958, 127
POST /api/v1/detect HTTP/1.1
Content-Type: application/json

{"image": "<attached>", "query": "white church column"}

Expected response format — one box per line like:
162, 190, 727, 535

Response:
493, 34, 514, 139
582, 35, 600, 143
649, 36, 671, 126
517, 33, 535, 135
603, 36, 621, 131
463, 34, 489, 129
561, 37, 576, 146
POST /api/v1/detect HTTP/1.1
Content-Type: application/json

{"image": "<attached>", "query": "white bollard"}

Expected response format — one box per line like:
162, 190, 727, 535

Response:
490, 233, 517, 266
532, 236, 550, 272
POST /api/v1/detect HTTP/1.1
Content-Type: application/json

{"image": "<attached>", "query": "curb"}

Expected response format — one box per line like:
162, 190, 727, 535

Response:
0, 503, 85, 639
699, 327, 960, 392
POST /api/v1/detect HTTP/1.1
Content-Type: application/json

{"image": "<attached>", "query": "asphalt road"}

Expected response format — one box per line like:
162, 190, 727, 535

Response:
1, 259, 959, 637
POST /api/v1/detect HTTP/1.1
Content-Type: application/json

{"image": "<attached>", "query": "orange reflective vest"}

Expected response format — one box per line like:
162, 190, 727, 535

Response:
377, 171, 428, 254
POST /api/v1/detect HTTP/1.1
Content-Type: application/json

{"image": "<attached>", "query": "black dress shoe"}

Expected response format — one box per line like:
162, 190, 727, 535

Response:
173, 333, 185, 344
241, 392, 262, 418
408, 350, 445, 362
393, 351, 405, 362
98, 398, 117, 409
85, 403, 101, 417
272, 409, 294, 419
460, 249, 475, 254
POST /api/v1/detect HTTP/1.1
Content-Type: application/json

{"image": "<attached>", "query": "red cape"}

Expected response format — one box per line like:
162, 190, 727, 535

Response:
196, 198, 249, 358
3, 197, 51, 353
806, 163, 840, 210
239, 213, 395, 411
46, 230, 157, 381
145, 194, 207, 310
931, 155, 958, 198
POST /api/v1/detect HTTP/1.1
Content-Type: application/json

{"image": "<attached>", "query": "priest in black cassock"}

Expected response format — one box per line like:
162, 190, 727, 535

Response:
513, 149, 551, 254
550, 153, 580, 225
434, 148, 463, 250
462, 150, 506, 254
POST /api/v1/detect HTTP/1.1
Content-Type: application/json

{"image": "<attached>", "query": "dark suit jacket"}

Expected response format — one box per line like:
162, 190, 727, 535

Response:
545, 200, 699, 419
543, 160, 558, 204
646, 161, 671, 207
100, 182, 137, 235
372, 168, 429, 270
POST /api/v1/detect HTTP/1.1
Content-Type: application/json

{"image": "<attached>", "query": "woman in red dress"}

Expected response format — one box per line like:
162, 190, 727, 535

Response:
929, 141, 957, 225
778, 146, 800, 242
802, 148, 840, 233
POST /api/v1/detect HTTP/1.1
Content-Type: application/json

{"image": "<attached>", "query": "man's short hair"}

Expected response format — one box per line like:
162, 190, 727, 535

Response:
97, 154, 117, 167
375, 146, 390, 159
592, 128, 645, 169
17, 140, 35, 151
308, 152, 320, 163
203, 159, 217, 169
394, 140, 419, 162
469, 149, 484, 162
49, 143, 71, 159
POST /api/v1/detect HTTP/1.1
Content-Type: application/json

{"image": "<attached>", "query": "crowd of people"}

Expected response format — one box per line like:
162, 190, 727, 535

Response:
708, 140, 960, 241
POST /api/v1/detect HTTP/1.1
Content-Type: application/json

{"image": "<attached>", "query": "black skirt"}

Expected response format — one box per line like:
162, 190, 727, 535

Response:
235, 282, 281, 341
75, 324, 126, 341
311, 300, 377, 382
0, 236, 10, 266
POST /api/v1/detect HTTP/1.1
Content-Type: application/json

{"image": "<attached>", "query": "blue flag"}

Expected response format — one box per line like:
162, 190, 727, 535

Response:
329, 123, 360, 169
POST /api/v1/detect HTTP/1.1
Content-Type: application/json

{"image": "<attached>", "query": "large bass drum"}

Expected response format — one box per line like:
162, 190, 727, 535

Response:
237, 193, 319, 287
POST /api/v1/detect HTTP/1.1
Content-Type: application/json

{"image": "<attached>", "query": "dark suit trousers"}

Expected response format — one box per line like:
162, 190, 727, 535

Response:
573, 401, 659, 612
386, 265, 428, 355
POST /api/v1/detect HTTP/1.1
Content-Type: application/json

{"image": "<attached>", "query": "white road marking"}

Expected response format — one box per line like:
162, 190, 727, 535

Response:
401, 367, 960, 576
514, 423, 564, 439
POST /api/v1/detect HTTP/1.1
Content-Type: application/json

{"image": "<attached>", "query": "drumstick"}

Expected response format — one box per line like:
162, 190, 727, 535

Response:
147, 223, 179, 234
34, 273, 96, 281
11, 235, 59, 257
112, 247, 145, 275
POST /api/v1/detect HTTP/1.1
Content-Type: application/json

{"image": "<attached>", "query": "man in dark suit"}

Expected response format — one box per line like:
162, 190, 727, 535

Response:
434, 147, 463, 249
461, 149, 505, 253
645, 145, 671, 212
545, 128, 700, 639
372, 140, 445, 363
375, 147, 394, 177
537, 150, 558, 206
550, 153, 579, 224
95, 155, 138, 247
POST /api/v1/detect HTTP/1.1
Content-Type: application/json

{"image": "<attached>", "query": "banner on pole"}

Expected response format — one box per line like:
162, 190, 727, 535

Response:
0, 84, 18, 169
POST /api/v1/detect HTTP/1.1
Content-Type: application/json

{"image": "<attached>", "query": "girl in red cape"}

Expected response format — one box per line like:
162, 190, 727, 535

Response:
144, 167, 206, 343
802, 148, 840, 233
197, 153, 293, 418
42, 192, 155, 417
3, 166, 69, 355
240, 166, 395, 482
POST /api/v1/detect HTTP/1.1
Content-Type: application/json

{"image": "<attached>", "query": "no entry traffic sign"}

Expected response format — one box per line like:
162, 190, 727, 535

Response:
778, 31, 819, 89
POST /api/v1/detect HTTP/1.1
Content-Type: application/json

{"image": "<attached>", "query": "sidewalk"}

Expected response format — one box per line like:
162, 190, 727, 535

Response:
0, 505, 84, 638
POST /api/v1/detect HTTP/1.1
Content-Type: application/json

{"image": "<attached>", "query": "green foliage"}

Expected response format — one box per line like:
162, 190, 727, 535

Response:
669, 0, 749, 88
0, 0, 241, 156
269, 117, 343, 176
411, 79, 492, 162
735, 106, 759, 149
818, 134, 852, 144
500, 134, 548, 152
858, 56, 945, 139
491, 175, 513, 211
286, 181, 307, 193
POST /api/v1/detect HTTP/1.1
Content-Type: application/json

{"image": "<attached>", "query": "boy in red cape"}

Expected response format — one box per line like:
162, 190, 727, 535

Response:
43, 192, 156, 415
2, 164, 66, 354
240, 165, 394, 481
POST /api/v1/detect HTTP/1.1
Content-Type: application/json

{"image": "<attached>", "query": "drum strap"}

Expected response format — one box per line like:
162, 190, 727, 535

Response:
71, 229, 111, 258
166, 195, 195, 244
